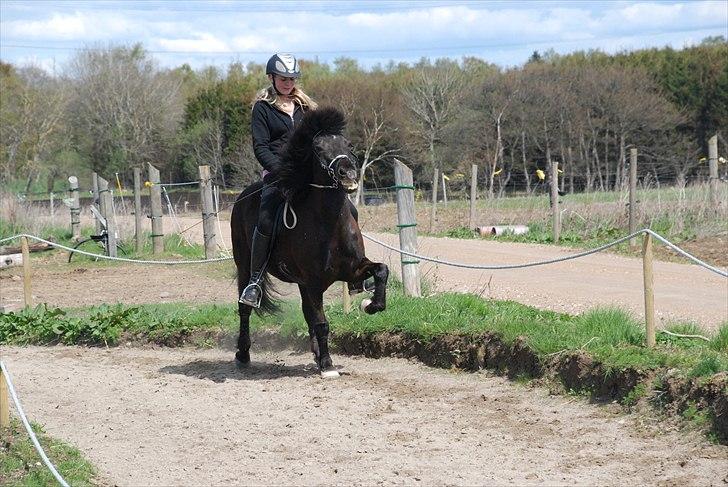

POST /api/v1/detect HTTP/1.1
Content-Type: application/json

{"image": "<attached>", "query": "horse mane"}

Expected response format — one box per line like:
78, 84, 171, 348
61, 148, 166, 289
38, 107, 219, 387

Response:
272, 106, 346, 199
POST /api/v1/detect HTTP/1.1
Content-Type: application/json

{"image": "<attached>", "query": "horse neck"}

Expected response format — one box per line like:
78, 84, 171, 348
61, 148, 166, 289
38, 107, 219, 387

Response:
308, 187, 348, 222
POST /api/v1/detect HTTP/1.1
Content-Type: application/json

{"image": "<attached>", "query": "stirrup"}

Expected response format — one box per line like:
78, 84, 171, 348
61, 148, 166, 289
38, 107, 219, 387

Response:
239, 282, 263, 308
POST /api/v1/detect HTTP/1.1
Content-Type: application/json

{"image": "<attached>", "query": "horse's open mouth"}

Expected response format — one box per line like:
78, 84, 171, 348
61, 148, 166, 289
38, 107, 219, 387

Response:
342, 181, 358, 193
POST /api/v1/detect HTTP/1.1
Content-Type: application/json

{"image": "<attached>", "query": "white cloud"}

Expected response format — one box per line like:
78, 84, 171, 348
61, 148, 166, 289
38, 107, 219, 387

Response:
1, 1, 725, 72
2, 11, 135, 40
156, 33, 230, 52
4, 12, 87, 38
231, 34, 267, 51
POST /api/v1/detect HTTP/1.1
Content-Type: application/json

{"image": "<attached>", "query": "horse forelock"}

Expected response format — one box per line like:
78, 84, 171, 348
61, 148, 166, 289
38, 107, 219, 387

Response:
274, 107, 347, 198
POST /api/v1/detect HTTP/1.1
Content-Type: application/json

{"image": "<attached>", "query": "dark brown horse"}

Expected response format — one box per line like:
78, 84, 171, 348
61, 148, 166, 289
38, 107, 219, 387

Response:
230, 107, 388, 375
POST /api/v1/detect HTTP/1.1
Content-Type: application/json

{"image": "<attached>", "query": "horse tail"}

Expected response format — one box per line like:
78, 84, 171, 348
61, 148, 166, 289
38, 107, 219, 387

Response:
255, 271, 279, 316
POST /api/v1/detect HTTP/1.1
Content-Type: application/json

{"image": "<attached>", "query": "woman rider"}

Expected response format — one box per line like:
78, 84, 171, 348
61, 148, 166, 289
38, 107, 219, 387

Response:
240, 53, 369, 307
238, 53, 317, 308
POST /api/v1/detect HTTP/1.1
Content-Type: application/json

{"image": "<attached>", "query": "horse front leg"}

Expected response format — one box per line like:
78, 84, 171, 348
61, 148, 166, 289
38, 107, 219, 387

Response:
235, 263, 253, 366
236, 302, 253, 366
352, 261, 388, 314
299, 285, 336, 376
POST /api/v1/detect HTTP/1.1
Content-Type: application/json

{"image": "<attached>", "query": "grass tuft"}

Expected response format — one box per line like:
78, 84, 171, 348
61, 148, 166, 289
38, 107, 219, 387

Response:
0, 419, 98, 486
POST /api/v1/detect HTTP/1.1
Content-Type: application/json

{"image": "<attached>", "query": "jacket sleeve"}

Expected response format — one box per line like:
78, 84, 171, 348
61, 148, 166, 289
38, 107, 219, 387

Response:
251, 102, 281, 172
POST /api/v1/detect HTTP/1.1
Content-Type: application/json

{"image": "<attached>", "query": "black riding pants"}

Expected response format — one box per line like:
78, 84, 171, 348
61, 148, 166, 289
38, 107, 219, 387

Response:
257, 185, 285, 236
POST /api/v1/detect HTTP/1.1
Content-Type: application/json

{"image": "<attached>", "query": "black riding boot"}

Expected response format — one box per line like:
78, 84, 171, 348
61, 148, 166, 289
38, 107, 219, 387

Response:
239, 228, 272, 308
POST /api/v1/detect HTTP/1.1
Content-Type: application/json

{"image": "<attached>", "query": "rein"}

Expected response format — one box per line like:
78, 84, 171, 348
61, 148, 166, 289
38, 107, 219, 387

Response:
283, 153, 352, 229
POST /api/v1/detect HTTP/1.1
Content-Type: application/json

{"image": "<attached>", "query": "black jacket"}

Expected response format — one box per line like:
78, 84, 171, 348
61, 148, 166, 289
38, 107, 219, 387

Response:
251, 100, 305, 174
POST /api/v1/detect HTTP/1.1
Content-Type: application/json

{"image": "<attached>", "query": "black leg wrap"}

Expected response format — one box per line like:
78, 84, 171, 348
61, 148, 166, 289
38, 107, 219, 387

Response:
314, 322, 330, 339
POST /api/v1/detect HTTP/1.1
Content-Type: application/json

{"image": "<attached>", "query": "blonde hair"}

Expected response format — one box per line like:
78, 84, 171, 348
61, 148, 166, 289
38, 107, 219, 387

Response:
253, 85, 318, 111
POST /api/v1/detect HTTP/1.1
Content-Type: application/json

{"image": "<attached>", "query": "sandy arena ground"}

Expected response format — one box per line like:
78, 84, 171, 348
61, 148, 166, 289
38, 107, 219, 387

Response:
1, 345, 727, 486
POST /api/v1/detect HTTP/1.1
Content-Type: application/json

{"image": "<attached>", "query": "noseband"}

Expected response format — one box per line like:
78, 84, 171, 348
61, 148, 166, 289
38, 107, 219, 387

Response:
310, 153, 353, 189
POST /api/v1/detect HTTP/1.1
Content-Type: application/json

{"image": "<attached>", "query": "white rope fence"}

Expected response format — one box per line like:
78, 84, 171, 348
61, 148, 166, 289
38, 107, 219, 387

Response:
362, 229, 728, 278
0, 228, 726, 277
0, 234, 231, 265
0, 361, 70, 487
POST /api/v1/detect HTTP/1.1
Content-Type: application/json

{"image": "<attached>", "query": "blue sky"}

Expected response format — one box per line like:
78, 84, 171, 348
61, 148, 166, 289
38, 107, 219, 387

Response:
1, 0, 726, 73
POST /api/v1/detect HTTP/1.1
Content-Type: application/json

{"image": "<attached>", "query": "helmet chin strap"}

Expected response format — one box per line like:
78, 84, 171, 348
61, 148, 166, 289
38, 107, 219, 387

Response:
271, 76, 293, 97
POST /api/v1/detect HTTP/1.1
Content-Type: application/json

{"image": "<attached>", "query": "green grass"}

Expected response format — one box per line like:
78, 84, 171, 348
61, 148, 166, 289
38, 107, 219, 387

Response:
0, 419, 98, 487
2, 284, 726, 379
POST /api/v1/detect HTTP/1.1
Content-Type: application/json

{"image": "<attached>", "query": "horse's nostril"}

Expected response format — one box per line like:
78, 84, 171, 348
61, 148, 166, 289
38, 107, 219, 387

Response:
346, 170, 357, 180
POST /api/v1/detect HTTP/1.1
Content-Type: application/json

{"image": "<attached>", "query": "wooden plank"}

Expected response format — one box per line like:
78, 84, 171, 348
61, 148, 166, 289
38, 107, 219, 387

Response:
0, 243, 51, 255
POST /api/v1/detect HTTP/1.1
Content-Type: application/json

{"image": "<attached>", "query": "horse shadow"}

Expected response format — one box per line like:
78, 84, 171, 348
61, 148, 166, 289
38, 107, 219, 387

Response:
159, 357, 319, 383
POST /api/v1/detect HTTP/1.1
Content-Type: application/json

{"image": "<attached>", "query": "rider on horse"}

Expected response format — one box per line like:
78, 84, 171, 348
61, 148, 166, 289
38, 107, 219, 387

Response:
239, 53, 318, 308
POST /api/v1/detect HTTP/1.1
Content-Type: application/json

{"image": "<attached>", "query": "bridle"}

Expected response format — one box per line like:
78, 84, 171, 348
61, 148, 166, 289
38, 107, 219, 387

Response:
284, 147, 358, 229
309, 152, 355, 190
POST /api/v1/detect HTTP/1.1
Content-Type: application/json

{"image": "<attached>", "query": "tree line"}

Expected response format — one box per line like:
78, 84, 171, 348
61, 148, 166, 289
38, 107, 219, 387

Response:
1, 37, 725, 202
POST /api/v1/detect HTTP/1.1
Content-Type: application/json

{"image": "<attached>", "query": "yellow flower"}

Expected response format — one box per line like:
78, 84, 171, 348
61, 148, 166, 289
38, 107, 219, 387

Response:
536, 169, 545, 181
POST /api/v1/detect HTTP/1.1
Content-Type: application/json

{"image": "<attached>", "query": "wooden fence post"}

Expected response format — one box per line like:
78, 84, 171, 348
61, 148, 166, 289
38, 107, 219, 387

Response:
198, 165, 218, 259
342, 283, 351, 314
92, 172, 101, 235
394, 159, 421, 297
629, 148, 638, 248
97, 176, 117, 257
469, 164, 478, 229
148, 163, 164, 254
21, 236, 32, 308
0, 368, 9, 428
429, 168, 439, 233
550, 159, 560, 243
68, 176, 80, 241
642, 232, 656, 348
49, 192, 55, 226
441, 172, 448, 206
133, 167, 143, 252
708, 134, 719, 209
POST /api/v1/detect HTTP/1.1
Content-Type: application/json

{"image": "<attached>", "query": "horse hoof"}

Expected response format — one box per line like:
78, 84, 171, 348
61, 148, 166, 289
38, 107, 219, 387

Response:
360, 298, 372, 312
235, 351, 250, 368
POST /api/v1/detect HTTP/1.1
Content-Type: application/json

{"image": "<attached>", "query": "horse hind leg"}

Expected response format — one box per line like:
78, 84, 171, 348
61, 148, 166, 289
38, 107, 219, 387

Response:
300, 285, 338, 377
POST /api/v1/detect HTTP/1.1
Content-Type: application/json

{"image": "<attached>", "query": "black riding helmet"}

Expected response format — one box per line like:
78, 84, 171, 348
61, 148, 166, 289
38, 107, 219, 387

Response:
266, 53, 301, 78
